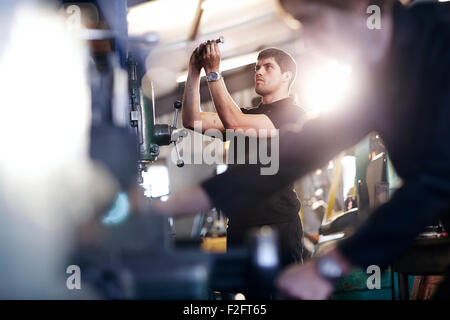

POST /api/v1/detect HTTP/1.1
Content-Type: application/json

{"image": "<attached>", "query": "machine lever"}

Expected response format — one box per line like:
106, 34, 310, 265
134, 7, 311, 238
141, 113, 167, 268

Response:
172, 100, 182, 127
173, 142, 184, 168
171, 100, 185, 167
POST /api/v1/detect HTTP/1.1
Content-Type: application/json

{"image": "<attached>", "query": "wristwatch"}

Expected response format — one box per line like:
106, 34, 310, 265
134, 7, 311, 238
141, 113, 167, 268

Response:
316, 257, 344, 282
206, 71, 221, 82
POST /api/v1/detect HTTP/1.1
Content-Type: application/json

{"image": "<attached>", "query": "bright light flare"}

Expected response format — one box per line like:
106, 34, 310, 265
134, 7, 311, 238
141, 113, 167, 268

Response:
0, 3, 116, 299
141, 165, 170, 198
127, 0, 198, 40
0, 4, 98, 229
301, 60, 353, 116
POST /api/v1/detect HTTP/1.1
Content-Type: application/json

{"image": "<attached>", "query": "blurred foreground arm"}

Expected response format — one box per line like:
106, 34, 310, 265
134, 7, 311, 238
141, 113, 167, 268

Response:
152, 185, 213, 218
202, 105, 375, 216
277, 247, 352, 300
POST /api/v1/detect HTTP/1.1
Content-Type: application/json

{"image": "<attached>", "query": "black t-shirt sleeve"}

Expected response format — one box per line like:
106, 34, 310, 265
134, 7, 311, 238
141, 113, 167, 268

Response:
271, 105, 307, 129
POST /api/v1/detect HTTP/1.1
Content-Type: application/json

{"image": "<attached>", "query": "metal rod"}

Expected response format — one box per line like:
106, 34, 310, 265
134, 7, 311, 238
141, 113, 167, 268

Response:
173, 109, 179, 128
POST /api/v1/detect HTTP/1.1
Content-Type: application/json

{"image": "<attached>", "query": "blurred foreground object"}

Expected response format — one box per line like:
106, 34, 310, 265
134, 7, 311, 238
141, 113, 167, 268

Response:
0, 1, 116, 298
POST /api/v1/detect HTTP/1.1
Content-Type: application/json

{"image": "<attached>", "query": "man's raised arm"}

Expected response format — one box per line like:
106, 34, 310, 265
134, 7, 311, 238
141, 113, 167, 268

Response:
182, 46, 225, 133
201, 41, 276, 135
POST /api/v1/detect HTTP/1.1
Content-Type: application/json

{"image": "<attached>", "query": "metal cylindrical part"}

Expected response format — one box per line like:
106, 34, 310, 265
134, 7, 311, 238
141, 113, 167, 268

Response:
215, 36, 224, 44
197, 36, 225, 55
173, 109, 179, 128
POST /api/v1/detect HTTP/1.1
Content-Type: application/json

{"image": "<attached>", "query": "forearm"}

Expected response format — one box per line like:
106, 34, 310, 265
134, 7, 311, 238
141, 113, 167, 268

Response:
182, 71, 202, 129
207, 79, 243, 129
152, 185, 213, 218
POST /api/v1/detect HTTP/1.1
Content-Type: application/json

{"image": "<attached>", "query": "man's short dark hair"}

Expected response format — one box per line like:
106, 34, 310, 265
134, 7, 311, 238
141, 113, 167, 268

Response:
257, 47, 297, 89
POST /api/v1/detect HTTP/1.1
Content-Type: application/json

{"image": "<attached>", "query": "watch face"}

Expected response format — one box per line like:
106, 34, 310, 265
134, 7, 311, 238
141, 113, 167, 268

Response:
208, 72, 219, 81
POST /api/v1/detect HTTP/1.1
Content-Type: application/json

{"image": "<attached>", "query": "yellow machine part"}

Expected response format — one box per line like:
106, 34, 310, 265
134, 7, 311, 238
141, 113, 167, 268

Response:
325, 152, 345, 222
201, 236, 227, 253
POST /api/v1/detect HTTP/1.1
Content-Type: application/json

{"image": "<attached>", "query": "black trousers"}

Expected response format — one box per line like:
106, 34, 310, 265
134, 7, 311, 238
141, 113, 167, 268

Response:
226, 215, 303, 268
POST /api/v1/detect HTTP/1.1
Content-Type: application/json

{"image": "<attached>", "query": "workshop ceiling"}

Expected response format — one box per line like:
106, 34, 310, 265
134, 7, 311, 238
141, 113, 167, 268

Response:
127, 0, 299, 98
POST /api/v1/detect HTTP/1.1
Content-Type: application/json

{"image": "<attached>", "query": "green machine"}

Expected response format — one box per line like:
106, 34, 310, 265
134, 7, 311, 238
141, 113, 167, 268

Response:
127, 57, 187, 182
314, 133, 414, 300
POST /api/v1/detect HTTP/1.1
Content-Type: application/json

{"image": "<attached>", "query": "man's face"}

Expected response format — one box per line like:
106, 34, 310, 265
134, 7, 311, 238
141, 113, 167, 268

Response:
254, 57, 287, 96
282, 0, 366, 63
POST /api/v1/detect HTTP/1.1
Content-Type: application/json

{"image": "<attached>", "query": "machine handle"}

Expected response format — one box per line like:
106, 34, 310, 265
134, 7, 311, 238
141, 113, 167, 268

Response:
171, 100, 185, 167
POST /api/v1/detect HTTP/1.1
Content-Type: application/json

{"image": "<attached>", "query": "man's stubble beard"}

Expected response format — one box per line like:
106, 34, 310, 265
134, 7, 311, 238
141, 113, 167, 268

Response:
255, 84, 271, 97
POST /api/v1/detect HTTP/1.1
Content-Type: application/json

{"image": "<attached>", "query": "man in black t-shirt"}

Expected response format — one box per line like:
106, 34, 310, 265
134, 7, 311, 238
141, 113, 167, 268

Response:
228, 96, 305, 267
180, 44, 306, 266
